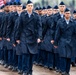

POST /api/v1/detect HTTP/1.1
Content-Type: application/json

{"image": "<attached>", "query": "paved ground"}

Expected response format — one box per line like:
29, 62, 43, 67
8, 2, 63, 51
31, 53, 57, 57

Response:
0, 65, 76, 75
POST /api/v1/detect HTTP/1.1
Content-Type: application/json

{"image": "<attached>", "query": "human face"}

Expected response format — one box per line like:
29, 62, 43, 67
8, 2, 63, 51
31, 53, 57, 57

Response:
9, 6, 13, 12
16, 6, 22, 11
59, 5, 66, 12
42, 9, 47, 15
4, 6, 9, 12
26, 3, 33, 12
53, 9, 59, 14
73, 14, 76, 19
64, 11, 71, 19
38, 10, 42, 15
47, 8, 53, 15
12, 5, 17, 12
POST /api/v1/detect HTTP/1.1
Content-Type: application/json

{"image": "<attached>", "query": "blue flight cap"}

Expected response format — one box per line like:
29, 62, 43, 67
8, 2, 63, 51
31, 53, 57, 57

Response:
54, 5, 58, 9
17, 2, 21, 5
9, 2, 12, 5
39, 7, 42, 10
0, 5, 5, 9
27, 0, 33, 5
22, 5, 26, 9
64, 8, 70, 12
5, 2, 9, 6
47, 5, 52, 9
35, 7, 39, 10
59, 1, 65, 5
42, 6, 46, 10
73, 10, 76, 14
12, 2, 17, 5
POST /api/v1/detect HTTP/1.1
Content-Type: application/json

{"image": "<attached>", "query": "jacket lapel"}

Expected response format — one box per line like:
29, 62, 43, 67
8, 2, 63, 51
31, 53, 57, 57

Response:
63, 18, 72, 30
66, 20, 73, 29
24, 12, 34, 25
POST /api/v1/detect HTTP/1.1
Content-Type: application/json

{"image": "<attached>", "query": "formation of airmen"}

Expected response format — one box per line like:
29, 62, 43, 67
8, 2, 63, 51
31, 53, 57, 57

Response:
0, 0, 76, 75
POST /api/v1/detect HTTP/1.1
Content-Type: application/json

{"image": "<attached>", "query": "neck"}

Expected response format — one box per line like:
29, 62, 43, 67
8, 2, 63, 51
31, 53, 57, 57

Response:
5, 11, 9, 13
65, 17, 70, 20
27, 10, 32, 14
60, 11, 64, 14
17, 11, 21, 14
9, 11, 12, 12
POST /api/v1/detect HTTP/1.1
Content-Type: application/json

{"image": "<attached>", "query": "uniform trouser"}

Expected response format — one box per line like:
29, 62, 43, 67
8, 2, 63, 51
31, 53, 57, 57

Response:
12, 48, 18, 67
53, 53, 60, 70
8, 50, 13, 65
36, 50, 47, 66
22, 53, 34, 74
36, 49, 42, 64
18, 55, 22, 70
3, 47, 8, 64
0, 49, 4, 61
46, 52, 54, 68
33, 54, 38, 63
60, 57, 71, 73
71, 57, 75, 63
41, 50, 47, 66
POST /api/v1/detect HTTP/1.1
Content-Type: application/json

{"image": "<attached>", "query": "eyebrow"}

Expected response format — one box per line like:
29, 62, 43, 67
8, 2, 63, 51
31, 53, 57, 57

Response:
66, 13, 70, 14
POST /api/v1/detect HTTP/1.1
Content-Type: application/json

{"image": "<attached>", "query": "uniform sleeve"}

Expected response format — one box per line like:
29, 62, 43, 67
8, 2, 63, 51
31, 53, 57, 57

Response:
0, 14, 4, 37
36, 15, 42, 39
51, 17, 56, 40
54, 20, 61, 46
11, 18, 19, 44
42, 16, 48, 39
46, 16, 55, 40
6, 14, 13, 38
51, 15, 59, 40
73, 21, 76, 36
15, 14, 23, 40
35, 16, 42, 39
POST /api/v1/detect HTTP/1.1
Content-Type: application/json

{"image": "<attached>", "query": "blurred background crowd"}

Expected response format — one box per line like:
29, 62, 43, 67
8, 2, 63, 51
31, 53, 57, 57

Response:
1, 0, 76, 7
0, 0, 76, 12
22, 0, 76, 9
